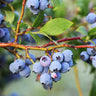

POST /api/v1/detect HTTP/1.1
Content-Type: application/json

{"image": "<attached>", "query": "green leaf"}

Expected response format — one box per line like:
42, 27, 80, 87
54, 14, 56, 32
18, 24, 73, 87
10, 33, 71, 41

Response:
5, 11, 15, 23
20, 23, 28, 29
90, 71, 96, 96
88, 27, 96, 37
32, 11, 44, 28
28, 31, 40, 44
76, 26, 88, 36
40, 18, 73, 36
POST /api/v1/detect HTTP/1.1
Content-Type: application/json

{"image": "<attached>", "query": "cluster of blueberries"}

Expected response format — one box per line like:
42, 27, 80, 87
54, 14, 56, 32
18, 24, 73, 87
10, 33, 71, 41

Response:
26, 0, 50, 15
80, 39, 96, 68
86, 12, 96, 28
9, 53, 36, 77
9, 49, 74, 90
0, 0, 13, 8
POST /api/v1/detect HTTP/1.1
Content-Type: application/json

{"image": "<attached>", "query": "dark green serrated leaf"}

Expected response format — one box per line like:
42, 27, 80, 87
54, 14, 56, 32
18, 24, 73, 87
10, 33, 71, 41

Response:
32, 11, 44, 28
5, 11, 15, 24
40, 18, 73, 36
28, 31, 40, 44
76, 26, 88, 36
90, 71, 96, 96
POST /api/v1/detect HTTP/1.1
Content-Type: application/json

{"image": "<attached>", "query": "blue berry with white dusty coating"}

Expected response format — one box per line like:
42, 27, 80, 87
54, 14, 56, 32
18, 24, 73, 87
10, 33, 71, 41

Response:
33, 62, 44, 73
92, 56, 96, 68
14, 59, 26, 72
21, 34, 30, 42
63, 49, 73, 62
40, 73, 52, 85
49, 61, 61, 72
86, 13, 96, 24
1, 28, 10, 42
87, 47, 96, 56
52, 52, 64, 63
0, 14, 4, 24
61, 62, 70, 73
9, 63, 18, 74
19, 66, 31, 78
39, 0, 49, 10
43, 82, 53, 90
25, 53, 36, 65
0, 28, 5, 39
42, 67, 49, 73
80, 51, 89, 61
52, 72, 61, 82
68, 59, 74, 67
91, 23, 96, 28
40, 56, 51, 67
30, 9, 40, 15
26, 0, 39, 10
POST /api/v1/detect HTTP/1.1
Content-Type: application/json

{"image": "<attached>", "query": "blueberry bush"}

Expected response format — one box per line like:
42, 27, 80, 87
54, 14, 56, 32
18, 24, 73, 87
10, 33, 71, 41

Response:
0, 0, 96, 96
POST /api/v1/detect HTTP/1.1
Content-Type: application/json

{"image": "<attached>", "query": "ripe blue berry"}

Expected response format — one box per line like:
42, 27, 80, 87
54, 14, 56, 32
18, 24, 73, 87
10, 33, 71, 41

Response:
68, 59, 74, 67
52, 72, 61, 82
87, 47, 96, 56
19, 66, 31, 78
49, 61, 61, 72
33, 62, 44, 73
80, 51, 89, 61
40, 73, 52, 85
43, 82, 53, 90
26, 0, 39, 10
42, 67, 49, 73
0, 14, 4, 24
63, 49, 73, 62
43, 14, 48, 23
91, 23, 96, 28
4, 0, 13, 3
1, 28, 10, 42
30, 9, 40, 15
14, 59, 26, 72
61, 62, 70, 73
0, 28, 5, 39
25, 53, 36, 65
39, 0, 49, 10
21, 34, 30, 42
40, 56, 51, 67
86, 13, 96, 24
9, 63, 18, 74
52, 52, 64, 63
92, 56, 96, 68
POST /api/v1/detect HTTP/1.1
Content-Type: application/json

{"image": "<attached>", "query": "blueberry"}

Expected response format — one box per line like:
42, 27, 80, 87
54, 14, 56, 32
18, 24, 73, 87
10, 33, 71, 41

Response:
43, 14, 48, 23
26, 0, 39, 10
86, 13, 96, 24
52, 52, 64, 63
92, 56, 96, 68
51, 72, 57, 78
9, 63, 18, 74
39, 0, 49, 10
87, 47, 96, 56
0, 3, 6, 8
61, 62, 70, 73
0, 14, 4, 24
21, 34, 30, 42
68, 59, 74, 67
42, 67, 49, 73
63, 49, 73, 62
25, 53, 36, 65
52, 72, 61, 82
43, 82, 53, 90
40, 56, 51, 67
4, 0, 13, 3
49, 61, 61, 72
14, 59, 26, 72
0, 28, 10, 42
40, 73, 52, 85
91, 23, 96, 28
33, 62, 44, 73
80, 51, 89, 61
19, 66, 31, 78
30, 9, 40, 15
0, 28, 5, 38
